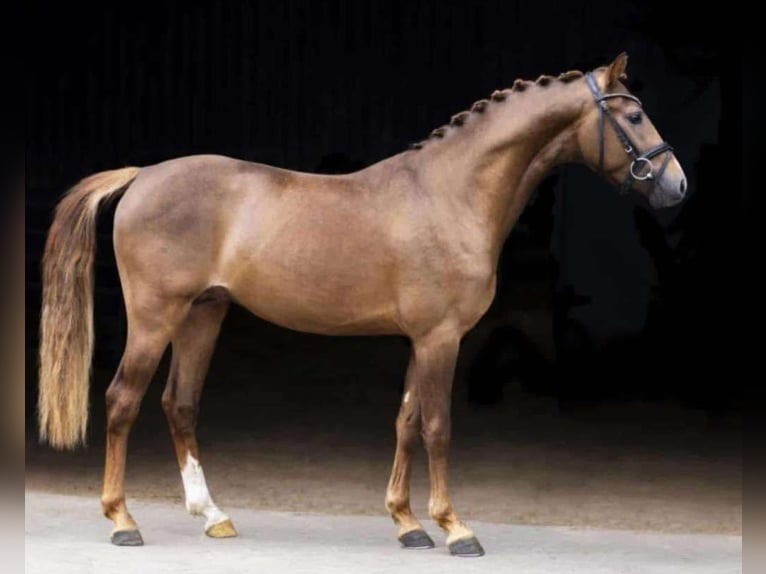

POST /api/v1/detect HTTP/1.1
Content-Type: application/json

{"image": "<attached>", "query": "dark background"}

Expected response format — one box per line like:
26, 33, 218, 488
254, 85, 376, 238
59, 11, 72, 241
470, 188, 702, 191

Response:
27, 0, 747, 433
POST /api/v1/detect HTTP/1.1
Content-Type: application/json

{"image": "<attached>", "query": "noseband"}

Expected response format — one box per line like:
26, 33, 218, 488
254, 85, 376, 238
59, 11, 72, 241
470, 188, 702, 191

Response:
585, 73, 673, 195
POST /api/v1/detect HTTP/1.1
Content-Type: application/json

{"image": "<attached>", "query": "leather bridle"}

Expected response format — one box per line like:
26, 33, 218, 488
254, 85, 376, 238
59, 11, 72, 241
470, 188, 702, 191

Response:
585, 72, 673, 195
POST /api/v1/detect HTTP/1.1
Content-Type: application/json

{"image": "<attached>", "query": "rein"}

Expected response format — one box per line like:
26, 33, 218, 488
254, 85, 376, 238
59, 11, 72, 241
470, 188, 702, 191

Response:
585, 73, 673, 195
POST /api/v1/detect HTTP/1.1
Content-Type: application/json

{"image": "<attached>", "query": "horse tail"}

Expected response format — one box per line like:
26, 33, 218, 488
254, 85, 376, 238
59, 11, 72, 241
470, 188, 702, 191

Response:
38, 167, 140, 449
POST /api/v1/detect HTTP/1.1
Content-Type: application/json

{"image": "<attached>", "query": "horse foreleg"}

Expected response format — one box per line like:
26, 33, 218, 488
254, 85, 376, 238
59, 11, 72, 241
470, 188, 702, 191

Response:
416, 328, 485, 557
161, 301, 235, 538
385, 351, 434, 549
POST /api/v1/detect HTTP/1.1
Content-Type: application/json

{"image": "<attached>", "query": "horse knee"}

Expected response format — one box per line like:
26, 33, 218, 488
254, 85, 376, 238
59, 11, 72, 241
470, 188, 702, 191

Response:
397, 407, 419, 430
396, 410, 420, 442
421, 417, 450, 451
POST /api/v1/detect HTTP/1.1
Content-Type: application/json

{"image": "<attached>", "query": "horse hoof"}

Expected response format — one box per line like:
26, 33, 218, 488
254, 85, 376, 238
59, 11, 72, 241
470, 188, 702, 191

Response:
398, 529, 435, 549
448, 536, 485, 557
110, 529, 144, 546
206, 518, 238, 538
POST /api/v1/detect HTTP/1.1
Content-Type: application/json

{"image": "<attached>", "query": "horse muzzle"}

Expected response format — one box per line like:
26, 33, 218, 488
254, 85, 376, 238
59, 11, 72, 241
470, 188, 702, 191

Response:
647, 155, 687, 209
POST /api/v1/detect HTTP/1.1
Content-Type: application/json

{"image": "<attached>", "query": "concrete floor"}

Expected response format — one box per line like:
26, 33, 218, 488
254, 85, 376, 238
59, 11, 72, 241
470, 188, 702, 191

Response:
25, 491, 741, 574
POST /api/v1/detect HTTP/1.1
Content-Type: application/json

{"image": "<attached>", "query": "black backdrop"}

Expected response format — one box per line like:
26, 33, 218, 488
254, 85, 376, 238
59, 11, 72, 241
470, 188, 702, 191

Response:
27, 1, 747, 414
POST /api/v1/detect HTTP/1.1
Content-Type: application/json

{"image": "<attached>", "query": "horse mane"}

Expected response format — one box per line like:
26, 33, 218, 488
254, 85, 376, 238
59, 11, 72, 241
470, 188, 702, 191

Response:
408, 69, 585, 151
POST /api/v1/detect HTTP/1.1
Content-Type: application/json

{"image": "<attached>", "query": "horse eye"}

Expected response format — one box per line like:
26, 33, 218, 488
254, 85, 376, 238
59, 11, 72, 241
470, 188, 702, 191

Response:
628, 112, 642, 125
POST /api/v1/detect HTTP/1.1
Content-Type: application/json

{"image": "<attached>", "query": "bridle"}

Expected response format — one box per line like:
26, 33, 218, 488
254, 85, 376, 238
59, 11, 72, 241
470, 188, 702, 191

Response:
585, 72, 673, 195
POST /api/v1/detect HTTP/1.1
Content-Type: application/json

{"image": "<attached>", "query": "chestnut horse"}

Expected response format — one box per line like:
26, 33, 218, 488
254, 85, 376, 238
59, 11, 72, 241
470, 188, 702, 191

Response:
38, 54, 686, 555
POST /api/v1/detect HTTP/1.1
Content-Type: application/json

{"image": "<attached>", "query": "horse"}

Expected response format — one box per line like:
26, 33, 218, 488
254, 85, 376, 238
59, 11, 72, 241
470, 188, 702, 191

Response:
38, 53, 686, 556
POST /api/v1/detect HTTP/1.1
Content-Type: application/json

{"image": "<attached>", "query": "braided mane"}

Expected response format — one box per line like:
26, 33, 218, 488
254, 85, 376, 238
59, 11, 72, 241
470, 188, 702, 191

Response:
409, 69, 585, 151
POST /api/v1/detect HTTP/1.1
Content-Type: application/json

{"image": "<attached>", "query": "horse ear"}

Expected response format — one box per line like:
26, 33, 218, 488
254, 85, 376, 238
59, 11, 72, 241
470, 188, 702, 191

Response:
606, 52, 629, 87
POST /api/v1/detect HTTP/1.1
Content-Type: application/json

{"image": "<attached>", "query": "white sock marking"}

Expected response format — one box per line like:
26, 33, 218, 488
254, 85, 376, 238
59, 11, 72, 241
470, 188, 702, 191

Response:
180, 452, 229, 529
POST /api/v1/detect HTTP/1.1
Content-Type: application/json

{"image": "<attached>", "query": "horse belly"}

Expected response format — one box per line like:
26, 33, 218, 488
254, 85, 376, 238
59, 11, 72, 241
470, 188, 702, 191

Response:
224, 255, 401, 336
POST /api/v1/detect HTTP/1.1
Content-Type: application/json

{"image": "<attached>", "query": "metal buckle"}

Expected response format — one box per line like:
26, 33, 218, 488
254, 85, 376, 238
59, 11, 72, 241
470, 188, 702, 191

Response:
630, 158, 653, 181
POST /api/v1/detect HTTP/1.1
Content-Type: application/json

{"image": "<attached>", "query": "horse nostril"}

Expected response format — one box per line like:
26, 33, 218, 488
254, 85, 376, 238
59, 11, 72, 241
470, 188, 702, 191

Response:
679, 178, 687, 196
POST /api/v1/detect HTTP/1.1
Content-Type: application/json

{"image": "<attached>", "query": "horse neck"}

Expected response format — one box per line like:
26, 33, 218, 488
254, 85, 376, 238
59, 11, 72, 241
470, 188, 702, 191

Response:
411, 79, 590, 256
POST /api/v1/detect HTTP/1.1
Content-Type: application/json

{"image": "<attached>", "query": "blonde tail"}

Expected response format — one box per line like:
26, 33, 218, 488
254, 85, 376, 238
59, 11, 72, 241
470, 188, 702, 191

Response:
38, 167, 140, 449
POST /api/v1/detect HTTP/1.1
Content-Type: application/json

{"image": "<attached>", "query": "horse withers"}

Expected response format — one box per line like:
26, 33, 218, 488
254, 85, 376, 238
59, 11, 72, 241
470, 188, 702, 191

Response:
38, 53, 686, 555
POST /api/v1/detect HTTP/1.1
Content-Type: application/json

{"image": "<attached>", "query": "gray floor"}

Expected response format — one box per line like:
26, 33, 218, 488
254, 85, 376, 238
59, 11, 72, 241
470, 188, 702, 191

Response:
25, 491, 741, 574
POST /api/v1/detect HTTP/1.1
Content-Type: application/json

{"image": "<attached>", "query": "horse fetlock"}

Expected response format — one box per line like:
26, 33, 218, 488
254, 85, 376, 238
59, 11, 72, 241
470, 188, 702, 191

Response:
180, 451, 230, 529
428, 500, 456, 527
102, 497, 138, 532
385, 493, 409, 515
186, 496, 230, 530
185, 498, 206, 516
101, 495, 124, 519
184, 488, 222, 519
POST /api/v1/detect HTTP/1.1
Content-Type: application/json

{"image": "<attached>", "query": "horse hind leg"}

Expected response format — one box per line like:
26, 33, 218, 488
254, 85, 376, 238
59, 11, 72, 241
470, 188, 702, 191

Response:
161, 299, 235, 538
101, 293, 190, 546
